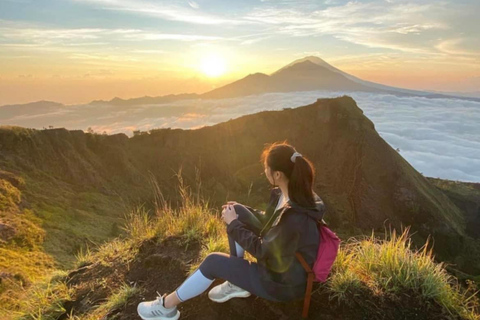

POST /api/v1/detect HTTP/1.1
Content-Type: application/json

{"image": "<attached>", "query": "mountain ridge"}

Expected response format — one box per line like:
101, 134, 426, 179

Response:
1, 96, 477, 264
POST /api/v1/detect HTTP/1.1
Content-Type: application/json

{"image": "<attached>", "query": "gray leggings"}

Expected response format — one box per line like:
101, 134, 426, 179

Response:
175, 204, 281, 302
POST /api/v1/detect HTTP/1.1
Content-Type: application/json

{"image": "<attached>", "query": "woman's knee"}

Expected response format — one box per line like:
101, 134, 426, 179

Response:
200, 252, 229, 271
199, 252, 229, 279
203, 252, 229, 263
233, 204, 257, 222
233, 203, 249, 215
232, 204, 262, 234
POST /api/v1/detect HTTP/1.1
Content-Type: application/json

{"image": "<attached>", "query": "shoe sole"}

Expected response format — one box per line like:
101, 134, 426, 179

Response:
208, 291, 251, 303
138, 310, 180, 320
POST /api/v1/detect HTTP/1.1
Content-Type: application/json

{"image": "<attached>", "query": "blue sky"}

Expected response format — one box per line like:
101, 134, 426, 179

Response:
0, 0, 479, 104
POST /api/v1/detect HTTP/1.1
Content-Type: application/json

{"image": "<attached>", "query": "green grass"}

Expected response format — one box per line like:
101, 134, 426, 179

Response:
0, 177, 22, 211
328, 226, 480, 319
9, 271, 74, 320
67, 283, 139, 320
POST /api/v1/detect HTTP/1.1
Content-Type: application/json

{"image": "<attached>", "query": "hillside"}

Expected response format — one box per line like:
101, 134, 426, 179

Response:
10, 179, 480, 320
1, 96, 480, 316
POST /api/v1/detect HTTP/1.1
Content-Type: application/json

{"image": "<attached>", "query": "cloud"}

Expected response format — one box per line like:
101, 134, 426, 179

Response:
243, 1, 478, 57
1, 91, 479, 182
72, 0, 249, 25
0, 25, 224, 47
435, 38, 480, 57
188, 1, 199, 9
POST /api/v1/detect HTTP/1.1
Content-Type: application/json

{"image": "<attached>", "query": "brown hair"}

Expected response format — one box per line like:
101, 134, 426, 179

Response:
260, 140, 316, 208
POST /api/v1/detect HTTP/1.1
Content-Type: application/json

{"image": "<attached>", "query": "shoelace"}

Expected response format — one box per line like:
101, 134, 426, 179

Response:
152, 291, 164, 306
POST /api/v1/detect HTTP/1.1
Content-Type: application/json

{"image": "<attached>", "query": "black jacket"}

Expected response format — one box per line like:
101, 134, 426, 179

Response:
226, 187, 326, 301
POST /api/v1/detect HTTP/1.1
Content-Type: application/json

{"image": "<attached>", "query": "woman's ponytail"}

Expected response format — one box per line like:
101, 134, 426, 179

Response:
261, 141, 316, 208
288, 154, 315, 208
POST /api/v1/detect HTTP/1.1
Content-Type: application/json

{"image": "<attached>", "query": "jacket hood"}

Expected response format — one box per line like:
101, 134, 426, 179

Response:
271, 187, 326, 222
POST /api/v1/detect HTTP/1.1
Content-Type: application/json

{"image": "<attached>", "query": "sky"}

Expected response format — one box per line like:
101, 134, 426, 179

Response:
0, 0, 479, 105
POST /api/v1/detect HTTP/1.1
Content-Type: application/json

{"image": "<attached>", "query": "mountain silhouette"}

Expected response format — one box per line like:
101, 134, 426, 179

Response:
0, 100, 65, 118
1, 56, 479, 110
90, 93, 200, 106
202, 59, 377, 99
201, 56, 480, 102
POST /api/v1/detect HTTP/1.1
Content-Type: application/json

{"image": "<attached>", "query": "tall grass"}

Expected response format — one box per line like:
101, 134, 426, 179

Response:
149, 166, 233, 272
329, 225, 480, 319
12, 271, 74, 320
125, 165, 256, 273
72, 283, 139, 320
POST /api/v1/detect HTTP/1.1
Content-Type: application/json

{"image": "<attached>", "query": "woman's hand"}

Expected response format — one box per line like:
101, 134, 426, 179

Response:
221, 204, 238, 225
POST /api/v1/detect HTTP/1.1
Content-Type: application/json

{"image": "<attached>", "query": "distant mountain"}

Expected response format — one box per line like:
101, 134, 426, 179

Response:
0, 100, 65, 119
2, 56, 478, 110
201, 59, 376, 99
427, 90, 480, 99
202, 56, 480, 102
89, 93, 200, 106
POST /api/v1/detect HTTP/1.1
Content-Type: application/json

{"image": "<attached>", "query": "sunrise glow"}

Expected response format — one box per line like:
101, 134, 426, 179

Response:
200, 54, 227, 78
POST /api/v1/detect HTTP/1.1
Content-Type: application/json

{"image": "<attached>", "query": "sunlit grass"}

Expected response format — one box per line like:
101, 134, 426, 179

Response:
328, 226, 480, 319
76, 283, 139, 320
73, 245, 93, 268
12, 271, 74, 320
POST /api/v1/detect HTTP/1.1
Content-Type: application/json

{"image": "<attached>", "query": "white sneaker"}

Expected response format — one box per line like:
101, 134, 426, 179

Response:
137, 292, 180, 320
208, 281, 251, 303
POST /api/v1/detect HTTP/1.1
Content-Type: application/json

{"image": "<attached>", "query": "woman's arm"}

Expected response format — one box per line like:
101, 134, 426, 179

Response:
243, 205, 268, 225
226, 211, 300, 272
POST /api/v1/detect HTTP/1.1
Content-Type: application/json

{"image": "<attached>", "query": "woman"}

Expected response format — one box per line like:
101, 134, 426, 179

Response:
137, 142, 326, 320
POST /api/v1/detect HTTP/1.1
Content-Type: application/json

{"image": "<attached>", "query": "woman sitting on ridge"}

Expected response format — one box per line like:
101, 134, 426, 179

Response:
137, 141, 326, 320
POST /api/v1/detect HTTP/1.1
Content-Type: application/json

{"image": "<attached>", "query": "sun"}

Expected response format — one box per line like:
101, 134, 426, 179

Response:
200, 54, 227, 78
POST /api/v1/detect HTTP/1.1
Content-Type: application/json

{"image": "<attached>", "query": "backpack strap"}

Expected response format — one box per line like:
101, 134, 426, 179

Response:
295, 252, 315, 318
295, 251, 312, 272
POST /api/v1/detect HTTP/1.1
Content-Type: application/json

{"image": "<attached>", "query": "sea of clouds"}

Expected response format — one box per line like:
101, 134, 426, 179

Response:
1, 91, 479, 183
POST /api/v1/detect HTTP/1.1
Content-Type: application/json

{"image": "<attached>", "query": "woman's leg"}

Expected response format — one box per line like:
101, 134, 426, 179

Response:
163, 205, 268, 308
165, 252, 280, 308
200, 252, 280, 301
228, 204, 263, 258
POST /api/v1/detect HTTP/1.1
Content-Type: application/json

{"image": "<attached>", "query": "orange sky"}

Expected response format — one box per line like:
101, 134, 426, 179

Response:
1, 0, 479, 105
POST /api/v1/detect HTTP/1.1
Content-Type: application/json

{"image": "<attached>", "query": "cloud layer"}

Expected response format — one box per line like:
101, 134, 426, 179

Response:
1, 91, 479, 183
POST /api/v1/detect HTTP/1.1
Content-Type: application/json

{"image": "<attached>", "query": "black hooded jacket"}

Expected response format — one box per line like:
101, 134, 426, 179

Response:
226, 187, 326, 301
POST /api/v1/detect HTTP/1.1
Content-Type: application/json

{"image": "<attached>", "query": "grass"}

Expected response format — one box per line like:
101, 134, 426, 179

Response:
0, 177, 22, 211
10, 270, 74, 320
8, 166, 480, 320
65, 283, 139, 320
328, 225, 480, 319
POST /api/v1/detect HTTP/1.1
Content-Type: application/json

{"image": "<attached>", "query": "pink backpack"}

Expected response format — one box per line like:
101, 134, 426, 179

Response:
296, 220, 341, 282
295, 220, 341, 318
312, 222, 341, 282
